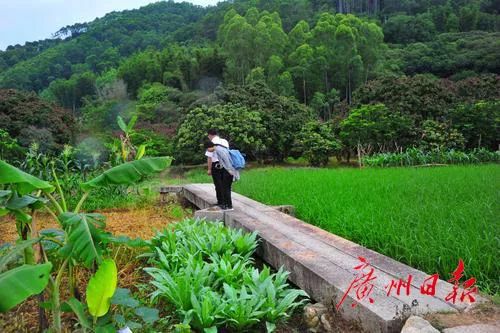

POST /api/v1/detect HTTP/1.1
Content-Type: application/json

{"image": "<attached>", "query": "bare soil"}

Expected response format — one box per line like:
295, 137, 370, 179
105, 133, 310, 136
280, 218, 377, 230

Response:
425, 301, 500, 331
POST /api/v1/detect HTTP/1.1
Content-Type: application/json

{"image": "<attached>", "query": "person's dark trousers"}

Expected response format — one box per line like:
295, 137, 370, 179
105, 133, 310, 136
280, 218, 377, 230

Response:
211, 162, 224, 206
221, 168, 233, 208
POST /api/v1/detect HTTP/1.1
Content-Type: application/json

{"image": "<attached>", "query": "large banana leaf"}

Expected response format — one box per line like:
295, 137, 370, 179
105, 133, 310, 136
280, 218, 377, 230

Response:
6, 195, 47, 210
12, 209, 32, 224
0, 263, 52, 312
59, 213, 106, 267
127, 115, 138, 133
0, 160, 54, 194
81, 157, 172, 191
86, 259, 117, 318
136, 144, 146, 160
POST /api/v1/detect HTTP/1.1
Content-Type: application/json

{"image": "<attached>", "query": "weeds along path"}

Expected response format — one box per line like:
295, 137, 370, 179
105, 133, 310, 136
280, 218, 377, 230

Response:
228, 164, 500, 295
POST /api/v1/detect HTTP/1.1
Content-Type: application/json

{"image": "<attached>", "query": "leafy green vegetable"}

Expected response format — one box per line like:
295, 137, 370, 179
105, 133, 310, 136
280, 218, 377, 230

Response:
146, 219, 309, 331
111, 288, 140, 308
134, 306, 159, 324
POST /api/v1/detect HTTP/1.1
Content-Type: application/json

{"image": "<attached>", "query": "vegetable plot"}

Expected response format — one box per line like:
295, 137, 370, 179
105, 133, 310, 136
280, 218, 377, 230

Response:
145, 219, 309, 332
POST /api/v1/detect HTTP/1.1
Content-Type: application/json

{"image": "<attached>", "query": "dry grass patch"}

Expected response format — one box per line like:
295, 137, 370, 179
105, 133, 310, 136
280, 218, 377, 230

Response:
0, 205, 190, 244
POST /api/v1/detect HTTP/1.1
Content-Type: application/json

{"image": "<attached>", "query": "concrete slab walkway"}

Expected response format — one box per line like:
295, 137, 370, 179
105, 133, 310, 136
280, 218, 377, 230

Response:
178, 184, 483, 333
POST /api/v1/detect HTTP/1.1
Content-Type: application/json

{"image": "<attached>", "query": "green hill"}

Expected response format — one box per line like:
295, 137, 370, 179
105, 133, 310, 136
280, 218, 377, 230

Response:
0, 0, 498, 164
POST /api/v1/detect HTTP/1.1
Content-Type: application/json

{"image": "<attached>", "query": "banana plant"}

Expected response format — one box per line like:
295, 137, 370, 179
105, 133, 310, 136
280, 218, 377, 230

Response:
64, 258, 117, 332
116, 115, 146, 163
0, 160, 54, 264
0, 240, 53, 312
65, 260, 160, 332
0, 156, 173, 332
53, 157, 171, 332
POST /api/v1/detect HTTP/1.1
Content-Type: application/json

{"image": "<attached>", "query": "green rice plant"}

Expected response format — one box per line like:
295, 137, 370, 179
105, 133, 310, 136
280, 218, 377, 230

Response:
364, 148, 499, 167
226, 165, 500, 295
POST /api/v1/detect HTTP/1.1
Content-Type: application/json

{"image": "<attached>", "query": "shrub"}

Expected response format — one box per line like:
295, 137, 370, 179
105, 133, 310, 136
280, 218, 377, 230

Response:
131, 129, 173, 157
175, 103, 267, 163
0, 128, 23, 161
294, 121, 340, 167
450, 100, 500, 150
353, 75, 457, 121
210, 82, 315, 161
136, 83, 183, 125
0, 89, 75, 151
419, 120, 465, 151
340, 103, 413, 154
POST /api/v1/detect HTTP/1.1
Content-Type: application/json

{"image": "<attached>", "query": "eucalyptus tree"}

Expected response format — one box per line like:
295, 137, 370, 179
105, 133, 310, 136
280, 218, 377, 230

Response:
218, 12, 255, 84
219, 8, 288, 85
289, 43, 315, 104
288, 20, 311, 52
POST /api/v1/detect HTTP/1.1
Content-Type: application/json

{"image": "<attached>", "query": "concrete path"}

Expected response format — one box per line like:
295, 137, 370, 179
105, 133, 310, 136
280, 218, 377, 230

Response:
179, 184, 483, 333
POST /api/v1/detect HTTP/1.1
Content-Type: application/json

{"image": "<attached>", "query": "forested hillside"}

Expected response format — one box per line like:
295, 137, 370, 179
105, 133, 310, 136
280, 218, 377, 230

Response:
0, 0, 498, 166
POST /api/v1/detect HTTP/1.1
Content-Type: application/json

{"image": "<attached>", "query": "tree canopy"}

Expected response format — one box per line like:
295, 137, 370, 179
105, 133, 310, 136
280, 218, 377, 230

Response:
0, 0, 498, 165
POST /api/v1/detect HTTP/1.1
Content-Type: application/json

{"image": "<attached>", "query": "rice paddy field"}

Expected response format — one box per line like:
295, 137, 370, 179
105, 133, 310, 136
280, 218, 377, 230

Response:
184, 164, 500, 295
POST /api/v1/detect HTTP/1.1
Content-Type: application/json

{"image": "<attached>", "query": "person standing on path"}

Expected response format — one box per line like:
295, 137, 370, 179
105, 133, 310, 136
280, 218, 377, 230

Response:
205, 141, 223, 208
207, 129, 239, 210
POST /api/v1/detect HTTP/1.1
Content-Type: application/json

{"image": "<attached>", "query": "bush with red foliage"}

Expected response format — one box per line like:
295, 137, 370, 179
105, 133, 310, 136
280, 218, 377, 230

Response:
0, 89, 75, 152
